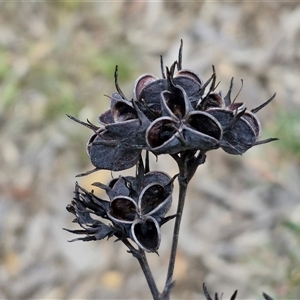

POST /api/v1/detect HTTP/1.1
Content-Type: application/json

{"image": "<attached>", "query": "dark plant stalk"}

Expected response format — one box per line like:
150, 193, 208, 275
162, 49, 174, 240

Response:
138, 251, 160, 300
161, 151, 206, 299
123, 239, 160, 300
164, 176, 188, 299
160, 153, 189, 299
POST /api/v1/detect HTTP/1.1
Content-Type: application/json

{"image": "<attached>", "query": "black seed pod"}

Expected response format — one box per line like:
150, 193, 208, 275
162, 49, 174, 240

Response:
206, 79, 277, 154
146, 69, 222, 154
90, 159, 174, 252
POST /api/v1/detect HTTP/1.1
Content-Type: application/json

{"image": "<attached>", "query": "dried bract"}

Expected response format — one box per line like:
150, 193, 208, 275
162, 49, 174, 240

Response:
64, 183, 115, 242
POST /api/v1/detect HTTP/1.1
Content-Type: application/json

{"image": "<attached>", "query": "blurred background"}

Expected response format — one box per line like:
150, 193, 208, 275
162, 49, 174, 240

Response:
1, 1, 300, 299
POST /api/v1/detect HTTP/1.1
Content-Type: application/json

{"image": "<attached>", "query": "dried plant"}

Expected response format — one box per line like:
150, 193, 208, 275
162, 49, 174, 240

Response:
65, 41, 277, 299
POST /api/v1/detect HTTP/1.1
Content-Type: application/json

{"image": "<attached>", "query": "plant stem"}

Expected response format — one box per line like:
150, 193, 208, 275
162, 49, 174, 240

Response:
161, 154, 189, 299
162, 151, 206, 299
123, 239, 160, 300
138, 250, 161, 300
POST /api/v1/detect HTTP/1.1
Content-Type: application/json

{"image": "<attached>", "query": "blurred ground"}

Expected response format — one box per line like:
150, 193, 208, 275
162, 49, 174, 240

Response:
1, 1, 300, 299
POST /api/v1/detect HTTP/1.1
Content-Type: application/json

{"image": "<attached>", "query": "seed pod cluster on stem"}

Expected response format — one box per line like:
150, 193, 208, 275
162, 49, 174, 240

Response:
66, 40, 277, 299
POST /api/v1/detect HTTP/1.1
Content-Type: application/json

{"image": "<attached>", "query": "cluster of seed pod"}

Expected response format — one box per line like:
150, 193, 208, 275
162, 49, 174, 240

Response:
66, 41, 277, 253
65, 158, 175, 252
68, 41, 276, 173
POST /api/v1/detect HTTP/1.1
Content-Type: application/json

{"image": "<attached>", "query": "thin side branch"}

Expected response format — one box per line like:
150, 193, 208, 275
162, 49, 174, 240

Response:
122, 239, 160, 300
